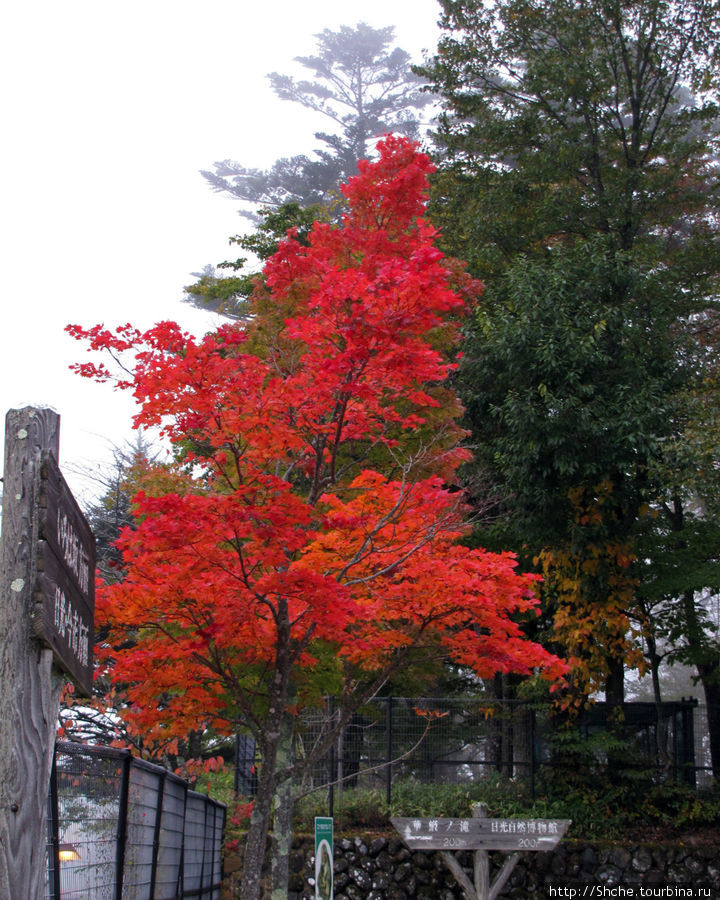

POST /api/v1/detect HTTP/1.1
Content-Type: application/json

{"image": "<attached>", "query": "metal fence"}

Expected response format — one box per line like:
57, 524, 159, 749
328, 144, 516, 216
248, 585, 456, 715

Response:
46, 741, 226, 900
234, 698, 715, 805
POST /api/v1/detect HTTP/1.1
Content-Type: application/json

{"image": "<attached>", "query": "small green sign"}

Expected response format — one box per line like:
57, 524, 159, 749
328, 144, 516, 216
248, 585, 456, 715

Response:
314, 817, 333, 900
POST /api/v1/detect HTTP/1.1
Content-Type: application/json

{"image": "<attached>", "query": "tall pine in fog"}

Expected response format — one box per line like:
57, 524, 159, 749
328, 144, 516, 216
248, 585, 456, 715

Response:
186, 23, 433, 319
201, 23, 432, 219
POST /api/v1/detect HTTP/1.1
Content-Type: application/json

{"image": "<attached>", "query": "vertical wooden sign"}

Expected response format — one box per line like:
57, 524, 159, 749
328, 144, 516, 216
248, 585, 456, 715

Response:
0, 408, 89, 900
35, 452, 95, 695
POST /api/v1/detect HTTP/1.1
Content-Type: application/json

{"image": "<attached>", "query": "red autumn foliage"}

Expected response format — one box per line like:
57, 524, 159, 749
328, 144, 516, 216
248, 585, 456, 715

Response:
68, 136, 565, 894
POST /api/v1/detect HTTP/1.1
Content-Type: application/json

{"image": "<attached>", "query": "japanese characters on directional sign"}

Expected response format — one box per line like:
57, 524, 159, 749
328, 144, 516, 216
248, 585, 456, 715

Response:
314, 817, 334, 900
391, 816, 571, 852
33, 452, 95, 695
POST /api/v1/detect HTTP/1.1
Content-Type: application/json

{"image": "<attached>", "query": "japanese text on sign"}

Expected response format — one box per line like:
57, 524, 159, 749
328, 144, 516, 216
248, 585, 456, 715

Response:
391, 816, 571, 851
57, 509, 91, 595
53, 584, 90, 668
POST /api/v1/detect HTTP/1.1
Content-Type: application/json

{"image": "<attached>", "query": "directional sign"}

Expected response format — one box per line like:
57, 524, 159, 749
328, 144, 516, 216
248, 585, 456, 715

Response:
315, 817, 334, 900
391, 817, 571, 852
33, 452, 95, 695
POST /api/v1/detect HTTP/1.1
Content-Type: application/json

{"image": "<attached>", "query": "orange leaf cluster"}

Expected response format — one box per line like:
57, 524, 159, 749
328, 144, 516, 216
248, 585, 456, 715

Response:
538, 482, 645, 704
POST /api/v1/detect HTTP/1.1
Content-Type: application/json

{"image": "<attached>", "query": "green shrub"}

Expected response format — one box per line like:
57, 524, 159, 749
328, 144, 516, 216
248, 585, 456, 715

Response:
294, 787, 389, 831
192, 766, 236, 806
292, 772, 719, 840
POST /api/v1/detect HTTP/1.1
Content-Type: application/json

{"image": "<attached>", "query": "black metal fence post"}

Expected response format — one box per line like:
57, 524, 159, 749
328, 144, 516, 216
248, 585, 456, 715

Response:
148, 769, 166, 899
234, 732, 240, 797
218, 805, 227, 900
530, 707, 536, 801
47, 752, 61, 900
177, 781, 187, 900
385, 696, 393, 806
114, 752, 131, 900
199, 798, 208, 899
328, 697, 335, 818
680, 698, 697, 787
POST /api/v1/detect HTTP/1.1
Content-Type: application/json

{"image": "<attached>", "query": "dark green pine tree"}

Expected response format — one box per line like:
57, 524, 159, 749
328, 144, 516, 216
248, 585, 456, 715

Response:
421, 0, 720, 756
82, 432, 155, 581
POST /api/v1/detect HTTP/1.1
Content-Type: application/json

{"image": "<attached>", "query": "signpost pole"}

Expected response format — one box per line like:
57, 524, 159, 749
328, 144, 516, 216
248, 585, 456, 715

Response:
0, 407, 64, 900
473, 803, 490, 900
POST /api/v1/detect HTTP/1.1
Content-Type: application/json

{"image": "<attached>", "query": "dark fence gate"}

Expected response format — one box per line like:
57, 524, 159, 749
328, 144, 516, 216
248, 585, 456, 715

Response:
46, 741, 225, 900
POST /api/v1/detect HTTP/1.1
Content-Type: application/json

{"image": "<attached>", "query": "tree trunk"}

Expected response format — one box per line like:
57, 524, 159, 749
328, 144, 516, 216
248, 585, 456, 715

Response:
240, 602, 293, 900
605, 656, 626, 772
239, 696, 288, 900
240, 753, 276, 900
605, 656, 625, 718
645, 630, 671, 771
696, 662, 720, 779
271, 711, 295, 900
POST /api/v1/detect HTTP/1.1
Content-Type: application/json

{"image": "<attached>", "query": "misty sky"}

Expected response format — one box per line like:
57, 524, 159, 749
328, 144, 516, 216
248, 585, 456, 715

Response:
0, 0, 441, 502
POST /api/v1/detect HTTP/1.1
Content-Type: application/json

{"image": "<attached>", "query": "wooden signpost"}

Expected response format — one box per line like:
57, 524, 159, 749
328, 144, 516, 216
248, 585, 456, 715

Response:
392, 804, 571, 900
35, 452, 95, 695
0, 408, 96, 899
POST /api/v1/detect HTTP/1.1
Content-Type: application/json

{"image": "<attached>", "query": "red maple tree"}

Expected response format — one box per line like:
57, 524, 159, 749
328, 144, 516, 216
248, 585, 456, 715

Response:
68, 136, 565, 900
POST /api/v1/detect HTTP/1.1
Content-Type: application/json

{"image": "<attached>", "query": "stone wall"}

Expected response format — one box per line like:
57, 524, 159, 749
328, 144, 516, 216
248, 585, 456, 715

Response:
286, 833, 720, 899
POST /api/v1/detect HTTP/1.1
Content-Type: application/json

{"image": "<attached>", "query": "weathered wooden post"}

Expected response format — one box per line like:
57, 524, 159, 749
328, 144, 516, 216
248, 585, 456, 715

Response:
0, 407, 95, 899
470, 803, 491, 900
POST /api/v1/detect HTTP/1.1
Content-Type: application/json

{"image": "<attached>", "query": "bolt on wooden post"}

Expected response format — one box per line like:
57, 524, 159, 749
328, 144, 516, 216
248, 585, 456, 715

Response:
0, 407, 95, 900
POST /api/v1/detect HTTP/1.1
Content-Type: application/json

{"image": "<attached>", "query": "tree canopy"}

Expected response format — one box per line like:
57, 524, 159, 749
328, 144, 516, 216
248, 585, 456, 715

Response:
420, 0, 720, 718
68, 137, 565, 900
422, 0, 720, 272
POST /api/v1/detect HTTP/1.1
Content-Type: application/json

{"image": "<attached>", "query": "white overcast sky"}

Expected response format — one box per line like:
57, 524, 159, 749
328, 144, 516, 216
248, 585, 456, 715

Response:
0, 0, 441, 504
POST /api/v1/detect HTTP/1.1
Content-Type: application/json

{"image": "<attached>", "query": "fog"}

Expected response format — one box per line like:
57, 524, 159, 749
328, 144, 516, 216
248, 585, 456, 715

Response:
0, 0, 440, 503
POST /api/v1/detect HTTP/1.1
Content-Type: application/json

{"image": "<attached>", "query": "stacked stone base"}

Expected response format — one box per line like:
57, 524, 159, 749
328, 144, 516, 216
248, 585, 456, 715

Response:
284, 834, 720, 899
